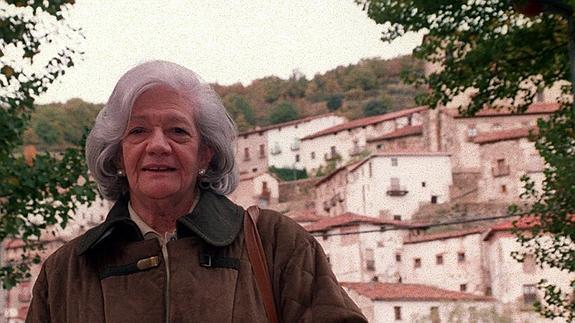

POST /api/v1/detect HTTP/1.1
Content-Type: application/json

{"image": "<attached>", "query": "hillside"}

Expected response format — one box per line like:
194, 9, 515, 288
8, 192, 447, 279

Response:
24, 55, 425, 149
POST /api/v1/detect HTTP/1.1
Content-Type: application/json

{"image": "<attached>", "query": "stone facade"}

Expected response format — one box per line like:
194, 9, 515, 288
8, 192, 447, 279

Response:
300, 107, 425, 175
345, 152, 452, 220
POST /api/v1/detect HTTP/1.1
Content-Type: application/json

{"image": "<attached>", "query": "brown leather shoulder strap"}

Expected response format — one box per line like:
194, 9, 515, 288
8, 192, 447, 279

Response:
244, 206, 279, 323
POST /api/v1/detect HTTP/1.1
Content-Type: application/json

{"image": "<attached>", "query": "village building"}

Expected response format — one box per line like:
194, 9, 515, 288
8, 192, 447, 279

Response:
299, 107, 426, 175
400, 228, 486, 295
482, 220, 575, 322
314, 162, 360, 217
305, 214, 415, 283
235, 113, 345, 175
342, 282, 495, 323
345, 152, 452, 221
227, 171, 280, 209
474, 127, 545, 203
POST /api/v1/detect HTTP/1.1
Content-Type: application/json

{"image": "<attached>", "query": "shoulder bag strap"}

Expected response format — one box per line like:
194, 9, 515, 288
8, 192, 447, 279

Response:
244, 206, 279, 323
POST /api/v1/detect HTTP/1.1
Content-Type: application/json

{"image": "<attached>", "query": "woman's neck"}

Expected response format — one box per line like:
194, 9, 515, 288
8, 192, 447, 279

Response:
129, 191, 198, 235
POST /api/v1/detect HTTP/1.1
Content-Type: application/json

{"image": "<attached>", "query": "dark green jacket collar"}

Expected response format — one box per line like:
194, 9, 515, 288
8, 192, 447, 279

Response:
76, 190, 244, 255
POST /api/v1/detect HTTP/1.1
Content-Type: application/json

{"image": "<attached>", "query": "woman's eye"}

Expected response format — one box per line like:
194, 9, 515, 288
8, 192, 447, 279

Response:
172, 128, 189, 135
128, 127, 146, 135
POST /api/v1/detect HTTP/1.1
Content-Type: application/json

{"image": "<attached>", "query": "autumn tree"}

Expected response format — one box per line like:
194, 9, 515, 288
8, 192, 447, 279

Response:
0, 1, 96, 288
358, 0, 574, 319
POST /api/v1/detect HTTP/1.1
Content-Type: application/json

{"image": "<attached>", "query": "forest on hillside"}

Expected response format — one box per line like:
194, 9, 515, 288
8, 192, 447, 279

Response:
24, 55, 426, 150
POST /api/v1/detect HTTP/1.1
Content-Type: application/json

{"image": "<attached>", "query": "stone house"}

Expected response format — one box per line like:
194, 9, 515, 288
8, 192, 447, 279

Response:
299, 107, 426, 175
227, 171, 280, 209
345, 152, 452, 221
474, 127, 545, 203
304, 213, 411, 283
342, 282, 495, 323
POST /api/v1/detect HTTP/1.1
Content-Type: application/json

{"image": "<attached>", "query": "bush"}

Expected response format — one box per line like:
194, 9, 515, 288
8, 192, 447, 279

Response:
269, 166, 308, 181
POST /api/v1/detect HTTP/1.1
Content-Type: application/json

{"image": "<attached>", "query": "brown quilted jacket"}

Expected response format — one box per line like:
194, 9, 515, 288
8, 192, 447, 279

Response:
26, 191, 367, 322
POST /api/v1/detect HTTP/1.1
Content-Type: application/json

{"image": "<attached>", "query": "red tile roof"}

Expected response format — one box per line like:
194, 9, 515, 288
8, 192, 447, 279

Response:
238, 113, 340, 136
404, 227, 485, 244
286, 209, 322, 223
452, 102, 559, 118
367, 125, 423, 142
342, 282, 494, 301
473, 127, 537, 144
305, 213, 412, 233
348, 151, 451, 173
483, 216, 540, 240
314, 161, 361, 187
301, 106, 427, 141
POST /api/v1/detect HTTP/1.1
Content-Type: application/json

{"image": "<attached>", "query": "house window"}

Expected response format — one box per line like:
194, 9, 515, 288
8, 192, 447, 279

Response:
365, 249, 375, 271
393, 215, 402, 221
536, 87, 545, 102
259, 144, 265, 158
460, 284, 467, 292
431, 195, 438, 204
377, 144, 383, 150
485, 287, 493, 296
311, 151, 315, 160
395, 254, 402, 262
523, 284, 538, 304
414, 258, 422, 268
436, 254, 444, 265
394, 306, 402, 320
501, 185, 507, 193
369, 162, 372, 178
430, 307, 440, 323
523, 254, 536, 274
391, 157, 398, 166
422, 182, 426, 187
295, 154, 300, 163
467, 125, 477, 138
243, 147, 250, 161
458, 252, 466, 263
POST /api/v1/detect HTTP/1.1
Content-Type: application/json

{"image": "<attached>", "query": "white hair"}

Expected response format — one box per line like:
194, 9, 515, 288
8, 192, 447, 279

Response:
86, 60, 238, 200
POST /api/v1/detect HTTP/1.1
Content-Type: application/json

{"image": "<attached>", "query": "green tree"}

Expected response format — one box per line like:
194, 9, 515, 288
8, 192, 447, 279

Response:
269, 101, 299, 125
363, 99, 389, 117
359, 0, 574, 319
223, 94, 256, 131
326, 94, 344, 111
0, 1, 96, 288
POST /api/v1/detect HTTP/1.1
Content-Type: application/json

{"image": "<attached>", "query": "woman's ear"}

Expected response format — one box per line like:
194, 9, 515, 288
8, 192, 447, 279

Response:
200, 145, 215, 170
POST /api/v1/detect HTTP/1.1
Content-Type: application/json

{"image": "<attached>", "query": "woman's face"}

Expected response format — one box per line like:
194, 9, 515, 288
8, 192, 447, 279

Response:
120, 86, 213, 203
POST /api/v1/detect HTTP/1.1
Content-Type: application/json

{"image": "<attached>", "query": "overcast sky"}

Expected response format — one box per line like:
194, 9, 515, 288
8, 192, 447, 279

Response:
37, 0, 422, 104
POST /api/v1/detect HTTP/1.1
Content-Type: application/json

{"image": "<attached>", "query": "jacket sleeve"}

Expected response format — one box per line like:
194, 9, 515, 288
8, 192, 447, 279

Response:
26, 264, 51, 323
278, 237, 367, 323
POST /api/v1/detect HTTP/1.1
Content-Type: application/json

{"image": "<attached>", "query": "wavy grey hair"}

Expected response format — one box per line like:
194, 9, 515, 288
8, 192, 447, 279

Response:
86, 60, 238, 201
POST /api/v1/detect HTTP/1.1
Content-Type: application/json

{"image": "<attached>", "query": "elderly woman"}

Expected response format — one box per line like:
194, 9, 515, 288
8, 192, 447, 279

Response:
26, 61, 366, 322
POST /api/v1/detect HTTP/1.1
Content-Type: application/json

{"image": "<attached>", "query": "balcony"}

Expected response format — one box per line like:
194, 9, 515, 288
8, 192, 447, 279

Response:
324, 152, 341, 162
492, 165, 510, 177
290, 140, 300, 151
386, 186, 408, 196
270, 146, 282, 155
348, 145, 366, 157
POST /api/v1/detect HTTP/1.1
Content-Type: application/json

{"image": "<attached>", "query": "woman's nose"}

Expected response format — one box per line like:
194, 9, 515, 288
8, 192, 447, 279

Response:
146, 129, 171, 154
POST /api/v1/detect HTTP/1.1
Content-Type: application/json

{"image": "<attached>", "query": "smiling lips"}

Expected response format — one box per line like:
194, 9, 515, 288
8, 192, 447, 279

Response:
142, 165, 176, 172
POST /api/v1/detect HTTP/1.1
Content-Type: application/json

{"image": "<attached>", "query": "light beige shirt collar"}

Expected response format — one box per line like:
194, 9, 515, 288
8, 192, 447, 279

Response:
128, 192, 201, 243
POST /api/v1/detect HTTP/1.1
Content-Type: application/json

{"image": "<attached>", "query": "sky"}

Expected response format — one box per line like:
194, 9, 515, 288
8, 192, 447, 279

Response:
37, 0, 423, 104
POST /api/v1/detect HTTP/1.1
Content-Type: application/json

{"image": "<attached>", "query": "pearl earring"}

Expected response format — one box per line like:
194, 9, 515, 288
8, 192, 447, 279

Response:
117, 169, 125, 177
198, 169, 206, 176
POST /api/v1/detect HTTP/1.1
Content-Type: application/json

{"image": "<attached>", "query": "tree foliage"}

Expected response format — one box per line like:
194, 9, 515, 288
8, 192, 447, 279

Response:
269, 101, 299, 125
0, 1, 96, 288
363, 99, 389, 116
359, 0, 575, 319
